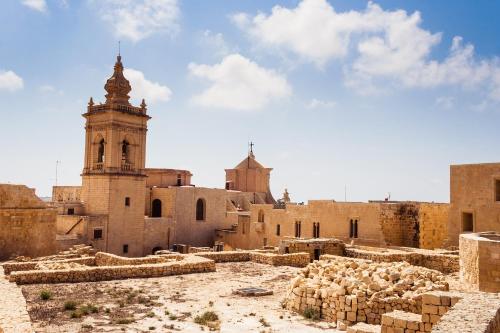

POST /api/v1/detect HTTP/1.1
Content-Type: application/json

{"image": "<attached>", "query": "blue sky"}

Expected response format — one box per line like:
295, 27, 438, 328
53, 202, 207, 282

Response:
1, 0, 499, 203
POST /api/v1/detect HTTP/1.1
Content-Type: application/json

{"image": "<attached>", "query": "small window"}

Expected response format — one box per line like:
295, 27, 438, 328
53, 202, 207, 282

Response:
196, 198, 205, 221
313, 222, 320, 238
225, 182, 230, 190
258, 210, 265, 222
349, 219, 354, 238
177, 174, 182, 186
295, 221, 301, 238
125, 197, 130, 206
263, 238, 267, 246
354, 220, 358, 238
462, 212, 474, 232
123, 244, 129, 253
93, 229, 103, 240
67, 208, 75, 215
495, 179, 500, 202
276, 224, 281, 236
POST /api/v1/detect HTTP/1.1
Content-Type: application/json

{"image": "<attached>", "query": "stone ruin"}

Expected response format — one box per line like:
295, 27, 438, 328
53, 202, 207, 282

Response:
284, 255, 449, 327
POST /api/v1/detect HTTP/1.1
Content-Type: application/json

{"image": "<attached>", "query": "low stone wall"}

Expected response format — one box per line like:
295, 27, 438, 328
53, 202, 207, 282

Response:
9, 256, 215, 285
94, 252, 175, 266
280, 238, 345, 261
194, 251, 251, 263
189, 247, 213, 253
345, 247, 459, 274
428, 293, 500, 333
460, 232, 500, 292
2, 257, 96, 275
249, 252, 310, 267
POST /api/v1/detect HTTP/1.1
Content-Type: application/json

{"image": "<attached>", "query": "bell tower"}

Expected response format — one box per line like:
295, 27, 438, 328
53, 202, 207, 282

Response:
81, 54, 150, 256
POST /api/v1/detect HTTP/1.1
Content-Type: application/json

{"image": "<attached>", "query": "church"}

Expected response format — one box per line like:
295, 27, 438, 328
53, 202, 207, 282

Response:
52, 54, 276, 257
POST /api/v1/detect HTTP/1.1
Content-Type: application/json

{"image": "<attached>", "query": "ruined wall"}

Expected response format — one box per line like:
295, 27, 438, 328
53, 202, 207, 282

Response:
51, 186, 82, 203
0, 184, 57, 260
379, 203, 419, 248
145, 168, 192, 188
419, 203, 449, 249
143, 217, 175, 255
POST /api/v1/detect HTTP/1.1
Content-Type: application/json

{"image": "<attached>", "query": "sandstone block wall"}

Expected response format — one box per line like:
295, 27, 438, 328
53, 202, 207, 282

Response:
249, 252, 310, 267
2, 257, 96, 275
8, 255, 215, 284
0, 184, 57, 260
280, 238, 345, 261
460, 232, 500, 292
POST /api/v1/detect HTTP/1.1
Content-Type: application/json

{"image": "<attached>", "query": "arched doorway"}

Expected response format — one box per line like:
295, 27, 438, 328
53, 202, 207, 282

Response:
152, 199, 162, 217
152, 246, 163, 255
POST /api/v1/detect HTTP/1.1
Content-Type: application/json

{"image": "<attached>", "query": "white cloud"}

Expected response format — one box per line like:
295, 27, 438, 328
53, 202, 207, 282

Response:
199, 30, 232, 57
235, 0, 500, 101
188, 54, 291, 111
0, 70, 24, 92
39, 84, 64, 95
434, 96, 454, 110
21, 0, 47, 12
307, 98, 336, 109
124, 68, 172, 104
94, 0, 179, 42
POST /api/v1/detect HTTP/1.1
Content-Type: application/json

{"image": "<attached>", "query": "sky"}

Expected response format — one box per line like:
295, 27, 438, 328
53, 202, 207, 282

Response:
0, 0, 499, 203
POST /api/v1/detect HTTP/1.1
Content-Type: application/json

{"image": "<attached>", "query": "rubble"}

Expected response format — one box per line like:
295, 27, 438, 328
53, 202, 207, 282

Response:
283, 256, 449, 326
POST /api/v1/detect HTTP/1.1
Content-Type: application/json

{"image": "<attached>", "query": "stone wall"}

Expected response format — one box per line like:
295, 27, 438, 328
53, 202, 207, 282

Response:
2, 257, 96, 275
8, 255, 215, 284
427, 292, 500, 333
460, 232, 500, 292
194, 251, 251, 262
0, 184, 57, 260
280, 238, 345, 261
418, 203, 449, 249
94, 252, 175, 266
448, 163, 500, 246
345, 247, 459, 274
379, 203, 419, 248
249, 252, 310, 267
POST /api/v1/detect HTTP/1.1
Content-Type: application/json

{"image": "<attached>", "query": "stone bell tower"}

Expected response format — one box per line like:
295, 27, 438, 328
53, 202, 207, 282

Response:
80, 54, 150, 257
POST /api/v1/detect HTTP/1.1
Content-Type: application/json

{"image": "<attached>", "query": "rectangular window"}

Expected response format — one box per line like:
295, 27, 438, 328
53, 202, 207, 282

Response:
295, 221, 301, 238
125, 197, 130, 206
263, 238, 267, 246
67, 208, 75, 215
496, 179, 500, 202
123, 244, 129, 254
276, 224, 281, 236
462, 212, 474, 232
93, 228, 103, 240
177, 175, 182, 186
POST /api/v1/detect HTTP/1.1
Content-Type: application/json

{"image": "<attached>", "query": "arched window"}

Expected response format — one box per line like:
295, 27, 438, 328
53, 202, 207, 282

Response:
313, 222, 320, 238
152, 199, 162, 217
121, 140, 130, 162
196, 198, 205, 221
258, 210, 265, 222
97, 139, 105, 163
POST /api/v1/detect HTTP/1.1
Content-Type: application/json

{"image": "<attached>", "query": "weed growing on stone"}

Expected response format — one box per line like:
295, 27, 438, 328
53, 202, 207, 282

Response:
39, 290, 52, 300
302, 307, 320, 321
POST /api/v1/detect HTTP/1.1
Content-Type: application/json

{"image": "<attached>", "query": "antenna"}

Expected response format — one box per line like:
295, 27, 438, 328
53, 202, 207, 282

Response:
55, 160, 60, 186
344, 185, 347, 202
118, 41, 121, 56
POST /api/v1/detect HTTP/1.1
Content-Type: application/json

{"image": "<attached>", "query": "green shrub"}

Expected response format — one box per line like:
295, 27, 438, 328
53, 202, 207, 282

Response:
116, 317, 135, 324
302, 307, 320, 321
194, 311, 219, 326
40, 290, 52, 301
64, 301, 77, 311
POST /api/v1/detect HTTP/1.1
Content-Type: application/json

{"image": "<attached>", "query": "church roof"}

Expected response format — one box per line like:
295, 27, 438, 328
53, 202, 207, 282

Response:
234, 152, 267, 170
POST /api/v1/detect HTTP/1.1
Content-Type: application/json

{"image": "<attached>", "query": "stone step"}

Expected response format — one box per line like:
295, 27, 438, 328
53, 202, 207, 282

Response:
347, 322, 381, 333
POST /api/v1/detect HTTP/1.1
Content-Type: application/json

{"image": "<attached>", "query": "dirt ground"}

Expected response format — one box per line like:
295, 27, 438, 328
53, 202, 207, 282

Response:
22, 262, 339, 333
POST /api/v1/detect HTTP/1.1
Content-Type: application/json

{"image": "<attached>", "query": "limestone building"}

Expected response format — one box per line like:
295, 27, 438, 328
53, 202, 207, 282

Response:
447, 162, 500, 246
0, 184, 57, 260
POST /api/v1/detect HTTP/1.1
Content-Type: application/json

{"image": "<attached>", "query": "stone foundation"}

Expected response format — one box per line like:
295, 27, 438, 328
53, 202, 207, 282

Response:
249, 252, 310, 267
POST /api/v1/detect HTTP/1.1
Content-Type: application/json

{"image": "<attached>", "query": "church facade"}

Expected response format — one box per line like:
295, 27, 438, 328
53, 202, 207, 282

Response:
52, 55, 275, 256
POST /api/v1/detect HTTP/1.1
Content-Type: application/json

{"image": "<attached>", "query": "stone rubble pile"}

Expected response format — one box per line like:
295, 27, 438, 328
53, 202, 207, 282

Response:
284, 256, 449, 328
